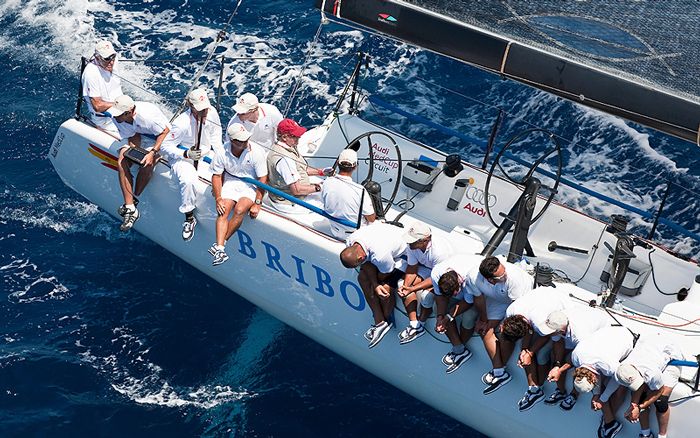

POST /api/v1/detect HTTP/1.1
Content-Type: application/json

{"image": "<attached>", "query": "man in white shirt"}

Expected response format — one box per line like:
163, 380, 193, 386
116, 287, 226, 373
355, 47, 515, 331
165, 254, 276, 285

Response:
466, 256, 533, 395
109, 95, 171, 232
544, 307, 611, 410
571, 325, 635, 438
396, 222, 454, 346
209, 123, 268, 266
500, 287, 571, 411
226, 93, 283, 150
340, 223, 407, 348
321, 149, 375, 239
160, 88, 223, 241
82, 40, 123, 134
430, 254, 484, 373
266, 118, 325, 214
614, 334, 684, 438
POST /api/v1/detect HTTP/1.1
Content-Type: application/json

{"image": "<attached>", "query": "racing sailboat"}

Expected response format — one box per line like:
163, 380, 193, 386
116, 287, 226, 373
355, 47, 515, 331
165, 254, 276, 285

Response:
49, 1, 700, 436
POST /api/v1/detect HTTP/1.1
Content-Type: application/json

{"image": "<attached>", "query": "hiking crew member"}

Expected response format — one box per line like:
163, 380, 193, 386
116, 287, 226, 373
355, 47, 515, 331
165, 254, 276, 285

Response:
226, 92, 283, 150
160, 88, 223, 241
109, 95, 171, 232
82, 40, 122, 134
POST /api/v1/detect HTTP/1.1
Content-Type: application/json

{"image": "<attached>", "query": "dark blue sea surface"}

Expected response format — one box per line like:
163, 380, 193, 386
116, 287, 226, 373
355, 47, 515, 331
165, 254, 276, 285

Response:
1, 0, 699, 436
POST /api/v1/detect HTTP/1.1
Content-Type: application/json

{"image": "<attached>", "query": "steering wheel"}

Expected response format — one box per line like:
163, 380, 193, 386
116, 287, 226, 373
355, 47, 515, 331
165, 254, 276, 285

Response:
340, 131, 402, 216
484, 128, 563, 227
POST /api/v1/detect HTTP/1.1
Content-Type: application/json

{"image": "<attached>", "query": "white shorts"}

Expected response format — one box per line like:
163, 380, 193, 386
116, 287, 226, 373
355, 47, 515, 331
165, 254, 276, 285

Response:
417, 292, 477, 330
485, 298, 511, 321
221, 179, 256, 203
661, 364, 682, 388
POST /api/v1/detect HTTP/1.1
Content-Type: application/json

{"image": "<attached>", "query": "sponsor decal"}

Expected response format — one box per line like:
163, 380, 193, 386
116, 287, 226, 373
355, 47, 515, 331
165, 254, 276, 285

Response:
369, 142, 399, 174
50, 132, 65, 158
465, 184, 497, 207
378, 13, 398, 23
88, 143, 118, 171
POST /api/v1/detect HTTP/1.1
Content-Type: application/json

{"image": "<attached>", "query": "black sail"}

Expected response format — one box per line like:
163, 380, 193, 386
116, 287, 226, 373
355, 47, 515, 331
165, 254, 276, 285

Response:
315, 0, 700, 145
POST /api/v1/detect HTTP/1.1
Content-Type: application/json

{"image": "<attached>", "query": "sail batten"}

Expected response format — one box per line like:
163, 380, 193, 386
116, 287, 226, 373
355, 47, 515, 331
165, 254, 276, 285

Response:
316, 0, 700, 144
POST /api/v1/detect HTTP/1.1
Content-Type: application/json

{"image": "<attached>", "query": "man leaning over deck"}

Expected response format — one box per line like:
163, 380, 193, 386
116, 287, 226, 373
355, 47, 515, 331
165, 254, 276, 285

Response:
160, 88, 223, 241
340, 223, 408, 348
208, 123, 268, 266
109, 95, 171, 232
266, 118, 325, 214
81, 40, 122, 134
321, 149, 375, 239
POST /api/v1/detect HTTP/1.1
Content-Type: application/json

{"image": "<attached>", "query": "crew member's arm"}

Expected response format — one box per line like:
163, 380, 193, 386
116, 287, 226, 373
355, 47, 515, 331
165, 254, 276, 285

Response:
249, 175, 268, 219
398, 264, 419, 297
212, 173, 226, 216
89, 96, 115, 114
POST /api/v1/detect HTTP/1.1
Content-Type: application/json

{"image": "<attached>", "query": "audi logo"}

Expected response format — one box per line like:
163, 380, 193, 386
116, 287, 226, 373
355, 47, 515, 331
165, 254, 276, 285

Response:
465, 186, 497, 207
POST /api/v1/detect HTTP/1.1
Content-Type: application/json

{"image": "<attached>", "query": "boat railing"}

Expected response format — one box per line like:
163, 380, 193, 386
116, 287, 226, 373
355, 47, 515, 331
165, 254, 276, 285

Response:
364, 94, 700, 249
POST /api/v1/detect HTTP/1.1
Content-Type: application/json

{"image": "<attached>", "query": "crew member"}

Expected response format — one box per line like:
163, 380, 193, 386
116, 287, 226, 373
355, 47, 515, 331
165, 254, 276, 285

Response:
82, 40, 122, 133
226, 92, 283, 149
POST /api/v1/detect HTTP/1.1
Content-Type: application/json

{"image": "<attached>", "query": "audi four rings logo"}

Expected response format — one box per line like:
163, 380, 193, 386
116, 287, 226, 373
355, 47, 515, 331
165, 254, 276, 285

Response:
465, 185, 497, 207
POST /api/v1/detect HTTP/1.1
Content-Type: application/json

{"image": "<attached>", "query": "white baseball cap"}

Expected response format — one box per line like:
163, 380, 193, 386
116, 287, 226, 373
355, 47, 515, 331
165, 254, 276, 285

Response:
95, 40, 116, 59
541, 310, 569, 336
107, 95, 135, 117
403, 222, 431, 244
187, 88, 212, 111
227, 123, 252, 142
232, 92, 259, 114
615, 363, 644, 391
338, 149, 358, 166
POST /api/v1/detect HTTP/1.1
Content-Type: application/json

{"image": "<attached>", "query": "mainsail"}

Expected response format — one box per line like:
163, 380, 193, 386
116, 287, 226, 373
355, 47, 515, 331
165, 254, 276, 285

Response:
316, 0, 700, 145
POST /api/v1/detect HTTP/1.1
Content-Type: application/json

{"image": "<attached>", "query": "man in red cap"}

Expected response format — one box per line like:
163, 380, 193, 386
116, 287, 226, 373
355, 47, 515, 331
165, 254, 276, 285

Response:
266, 118, 325, 213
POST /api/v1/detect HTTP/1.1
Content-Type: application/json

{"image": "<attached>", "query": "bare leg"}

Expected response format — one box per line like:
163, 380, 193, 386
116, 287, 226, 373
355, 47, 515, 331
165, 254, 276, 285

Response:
215, 199, 235, 246
134, 164, 155, 196
225, 198, 254, 241
657, 386, 673, 436
445, 320, 463, 347
418, 305, 432, 322
379, 286, 396, 322
603, 386, 626, 423
358, 268, 384, 325
402, 292, 418, 322
117, 149, 135, 205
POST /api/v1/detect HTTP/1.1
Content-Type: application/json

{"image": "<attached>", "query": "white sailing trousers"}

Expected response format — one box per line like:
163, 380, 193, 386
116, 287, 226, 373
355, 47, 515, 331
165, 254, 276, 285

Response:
170, 160, 199, 214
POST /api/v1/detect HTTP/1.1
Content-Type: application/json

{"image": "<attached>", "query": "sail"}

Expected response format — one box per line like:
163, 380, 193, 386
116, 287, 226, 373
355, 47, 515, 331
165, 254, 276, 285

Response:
315, 0, 700, 145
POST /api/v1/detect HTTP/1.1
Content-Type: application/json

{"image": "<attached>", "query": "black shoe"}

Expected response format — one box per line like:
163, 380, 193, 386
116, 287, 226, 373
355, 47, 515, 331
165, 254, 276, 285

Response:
544, 389, 568, 405
517, 388, 544, 411
445, 348, 472, 374
559, 394, 577, 411
600, 420, 622, 438
483, 371, 511, 395
398, 325, 425, 344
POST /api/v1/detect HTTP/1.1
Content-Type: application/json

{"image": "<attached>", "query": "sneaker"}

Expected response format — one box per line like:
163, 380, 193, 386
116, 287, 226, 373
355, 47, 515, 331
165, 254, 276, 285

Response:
182, 216, 197, 241
518, 387, 545, 411
367, 321, 392, 348
208, 243, 218, 256
212, 249, 229, 266
639, 433, 654, 438
445, 349, 472, 374
559, 394, 577, 411
481, 370, 495, 385
117, 199, 139, 216
119, 208, 139, 232
544, 389, 568, 405
600, 420, 622, 438
483, 371, 512, 395
398, 325, 425, 344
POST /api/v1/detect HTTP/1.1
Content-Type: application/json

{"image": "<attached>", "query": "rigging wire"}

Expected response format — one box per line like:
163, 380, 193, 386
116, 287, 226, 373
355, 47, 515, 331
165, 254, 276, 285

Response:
283, 20, 326, 117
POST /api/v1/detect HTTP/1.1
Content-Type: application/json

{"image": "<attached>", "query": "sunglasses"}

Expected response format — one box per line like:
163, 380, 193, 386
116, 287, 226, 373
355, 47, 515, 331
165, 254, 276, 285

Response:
486, 272, 507, 283
100, 54, 117, 62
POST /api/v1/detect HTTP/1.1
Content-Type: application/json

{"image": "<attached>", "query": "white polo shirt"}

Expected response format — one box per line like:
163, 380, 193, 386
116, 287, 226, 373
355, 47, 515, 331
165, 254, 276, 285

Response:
620, 334, 684, 390
431, 254, 484, 299
347, 223, 407, 274
464, 261, 532, 305
551, 307, 611, 349
226, 103, 283, 150
81, 61, 123, 119
210, 141, 268, 179
321, 174, 374, 239
160, 107, 223, 163
114, 101, 170, 141
406, 233, 455, 269
572, 325, 634, 377
505, 286, 571, 336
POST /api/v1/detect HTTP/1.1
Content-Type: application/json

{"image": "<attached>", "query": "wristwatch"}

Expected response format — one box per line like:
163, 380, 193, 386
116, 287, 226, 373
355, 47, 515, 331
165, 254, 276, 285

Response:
254, 199, 262, 205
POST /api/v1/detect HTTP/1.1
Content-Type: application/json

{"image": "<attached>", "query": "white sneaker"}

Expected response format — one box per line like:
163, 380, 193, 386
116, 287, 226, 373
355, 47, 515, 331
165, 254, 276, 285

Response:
367, 321, 392, 348
119, 207, 139, 232
212, 249, 229, 266
182, 216, 197, 241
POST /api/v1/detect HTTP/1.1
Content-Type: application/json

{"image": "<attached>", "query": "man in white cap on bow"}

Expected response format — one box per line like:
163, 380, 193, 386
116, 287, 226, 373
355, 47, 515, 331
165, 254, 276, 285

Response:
226, 92, 283, 150
82, 40, 123, 134
613, 334, 684, 438
208, 123, 268, 266
160, 88, 223, 241
109, 95, 171, 232
320, 148, 375, 239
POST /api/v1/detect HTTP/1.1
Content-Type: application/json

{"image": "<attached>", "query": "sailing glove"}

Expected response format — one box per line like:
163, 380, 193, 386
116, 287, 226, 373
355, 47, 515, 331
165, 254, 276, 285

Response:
185, 148, 202, 160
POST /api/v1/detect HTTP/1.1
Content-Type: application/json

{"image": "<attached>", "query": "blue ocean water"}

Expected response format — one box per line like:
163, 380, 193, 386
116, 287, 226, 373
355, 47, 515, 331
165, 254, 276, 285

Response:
1, 1, 699, 436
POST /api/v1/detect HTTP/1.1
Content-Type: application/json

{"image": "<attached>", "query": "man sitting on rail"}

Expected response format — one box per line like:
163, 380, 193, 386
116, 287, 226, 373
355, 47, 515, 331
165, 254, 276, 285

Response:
226, 92, 283, 150
613, 334, 685, 438
429, 254, 484, 373
160, 88, 223, 241
340, 223, 408, 348
266, 118, 325, 214
109, 95, 171, 232
209, 123, 268, 266
499, 286, 571, 411
468, 256, 533, 395
544, 307, 611, 411
571, 325, 636, 438
396, 222, 454, 345
321, 149, 375, 239
82, 40, 122, 134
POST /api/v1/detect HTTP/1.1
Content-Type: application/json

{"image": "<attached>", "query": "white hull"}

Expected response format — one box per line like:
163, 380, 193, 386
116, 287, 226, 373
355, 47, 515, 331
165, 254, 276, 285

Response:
49, 115, 700, 437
